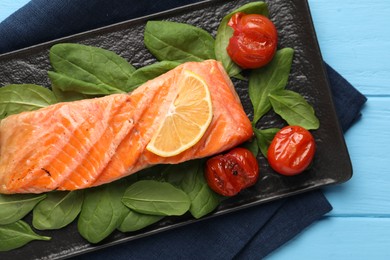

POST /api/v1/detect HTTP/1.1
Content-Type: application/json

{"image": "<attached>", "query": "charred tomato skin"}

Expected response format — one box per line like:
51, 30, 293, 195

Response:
267, 126, 316, 176
205, 147, 259, 196
226, 12, 278, 69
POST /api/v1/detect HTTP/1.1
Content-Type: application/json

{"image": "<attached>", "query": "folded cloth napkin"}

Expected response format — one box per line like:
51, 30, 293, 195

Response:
0, 0, 367, 259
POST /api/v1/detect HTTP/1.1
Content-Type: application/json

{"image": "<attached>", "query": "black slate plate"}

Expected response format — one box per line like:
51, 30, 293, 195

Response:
0, 0, 352, 259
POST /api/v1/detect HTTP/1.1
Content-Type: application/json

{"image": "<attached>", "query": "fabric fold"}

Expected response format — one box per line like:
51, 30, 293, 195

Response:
325, 63, 367, 132
0, 0, 200, 54
234, 190, 332, 259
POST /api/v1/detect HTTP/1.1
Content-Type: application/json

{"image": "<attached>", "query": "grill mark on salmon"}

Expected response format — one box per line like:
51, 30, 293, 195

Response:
0, 60, 253, 194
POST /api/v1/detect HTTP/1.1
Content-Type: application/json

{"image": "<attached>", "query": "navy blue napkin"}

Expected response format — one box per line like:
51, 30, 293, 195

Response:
0, 0, 367, 259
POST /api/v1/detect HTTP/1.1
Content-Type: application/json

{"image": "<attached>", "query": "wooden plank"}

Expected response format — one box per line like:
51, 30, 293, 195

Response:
308, 0, 390, 95
1, 1, 389, 259
266, 217, 390, 259
0, 0, 30, 22
324, 97, 390, 215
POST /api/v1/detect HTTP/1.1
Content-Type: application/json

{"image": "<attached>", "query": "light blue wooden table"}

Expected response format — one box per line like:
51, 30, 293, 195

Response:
1, 0, 389, 259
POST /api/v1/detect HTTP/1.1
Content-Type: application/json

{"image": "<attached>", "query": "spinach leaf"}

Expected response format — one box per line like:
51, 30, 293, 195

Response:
122, 180, 190, 216
160, 164, 186, 186
269, 90, 320, 130
241, 138, 259, 157
144, 21, 215, 63
163, 161, 221, 219
51, 83, 90, 102
133, 165, 167, 182
0, 84, 56, 119
0, 193, 46, 225
78, 180, 128, 244
0, 220, 50, 252
179, 163, 222, 219
49, 43, 135, 95
253, 127, 280, 158
126, 61, 180, 89
48, 71, 124, 97
249, 48, 294, 124
32, 190, 84, 230
117, 208, 163, 233
215, 1, 269, 77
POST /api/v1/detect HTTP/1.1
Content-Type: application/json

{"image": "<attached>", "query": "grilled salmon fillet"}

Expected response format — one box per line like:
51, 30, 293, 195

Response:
0, 60, 253, 194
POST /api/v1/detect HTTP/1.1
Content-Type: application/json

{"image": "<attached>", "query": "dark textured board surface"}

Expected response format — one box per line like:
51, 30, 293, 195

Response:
0, 0, 351, 259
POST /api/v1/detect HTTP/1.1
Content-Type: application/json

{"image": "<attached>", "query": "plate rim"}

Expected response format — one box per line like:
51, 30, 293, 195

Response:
0, 0, 352, 258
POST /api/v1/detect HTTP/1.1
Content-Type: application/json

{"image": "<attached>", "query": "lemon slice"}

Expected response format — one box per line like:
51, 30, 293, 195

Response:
146, 70, 213, 157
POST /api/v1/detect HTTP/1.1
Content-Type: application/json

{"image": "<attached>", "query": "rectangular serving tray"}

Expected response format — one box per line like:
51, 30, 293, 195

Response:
0, 0, 352, 259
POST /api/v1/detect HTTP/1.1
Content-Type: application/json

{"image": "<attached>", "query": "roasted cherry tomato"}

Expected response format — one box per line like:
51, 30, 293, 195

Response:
205, 147, 259, 196
226, 12, 278, 69
267, 126, 316, 176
